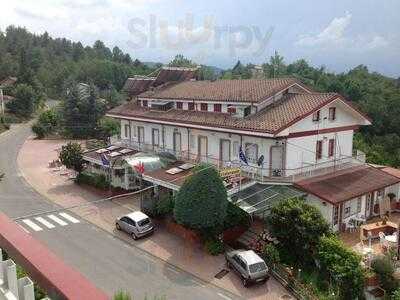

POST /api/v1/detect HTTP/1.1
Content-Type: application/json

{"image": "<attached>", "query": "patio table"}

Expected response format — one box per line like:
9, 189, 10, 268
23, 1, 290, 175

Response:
385, 234, 397, 244
361, 221, 398, 239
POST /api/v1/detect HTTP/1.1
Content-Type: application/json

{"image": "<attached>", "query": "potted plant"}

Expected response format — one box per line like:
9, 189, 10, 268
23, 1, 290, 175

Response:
365, 269, 379, 287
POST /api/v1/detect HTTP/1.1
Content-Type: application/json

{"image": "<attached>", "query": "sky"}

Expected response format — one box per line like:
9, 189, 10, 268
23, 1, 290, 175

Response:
0, 0, 399, 77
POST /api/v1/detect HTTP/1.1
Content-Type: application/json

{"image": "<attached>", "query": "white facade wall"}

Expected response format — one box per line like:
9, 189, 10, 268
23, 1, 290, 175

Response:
285, 130, 354, 172
119, 119, 276, 168
306, 194, 334, 225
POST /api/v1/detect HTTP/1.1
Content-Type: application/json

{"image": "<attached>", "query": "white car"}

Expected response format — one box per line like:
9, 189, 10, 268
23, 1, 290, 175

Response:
116, 211, 154, 240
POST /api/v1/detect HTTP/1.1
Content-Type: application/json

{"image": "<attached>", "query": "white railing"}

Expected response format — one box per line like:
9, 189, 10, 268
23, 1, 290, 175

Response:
114, 139, 366, 182
0, 248, 39, 300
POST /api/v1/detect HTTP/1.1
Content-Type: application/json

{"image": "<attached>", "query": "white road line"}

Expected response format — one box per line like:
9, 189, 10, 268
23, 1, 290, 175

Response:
47, 214, 68, 226
217, 293, 232, 300
18, 224, 30, 234
22, 219, 42, 232
35, 217, 55, 229
59, 212, 80, 224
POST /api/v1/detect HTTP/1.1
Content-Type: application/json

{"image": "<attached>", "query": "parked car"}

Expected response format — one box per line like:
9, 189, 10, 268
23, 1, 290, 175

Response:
225, 249, 269, 287
116, 211, 154, 240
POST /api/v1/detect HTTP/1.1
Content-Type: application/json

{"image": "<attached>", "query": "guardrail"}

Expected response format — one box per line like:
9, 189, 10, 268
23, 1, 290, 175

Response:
114, 138, 366, 183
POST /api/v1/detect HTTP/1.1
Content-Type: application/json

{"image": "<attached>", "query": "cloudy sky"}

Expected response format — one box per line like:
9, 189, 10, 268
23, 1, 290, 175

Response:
0, 0, 399, 77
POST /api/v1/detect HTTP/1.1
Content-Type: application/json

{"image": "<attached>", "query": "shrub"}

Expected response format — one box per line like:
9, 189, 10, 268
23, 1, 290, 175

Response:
266, 198, 330, 265
32, 123, 46, 138
59, 142, 84, 174
392, 287, 400, 300
113, 291, 132, 300
174, 167, 228, 231
371, 256, 399, 294
263, 244, 280, 265
223, 201, 250, 230
318, 236, 365, 300
32, 109, 59, 139
155, 193, 174, 217
76, 172, 110, 190
205, 238, 224, 256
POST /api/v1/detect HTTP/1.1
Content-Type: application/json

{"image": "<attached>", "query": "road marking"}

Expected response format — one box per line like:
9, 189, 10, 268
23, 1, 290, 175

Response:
35, 217, 55, 229
217, 293, 232, 300
59, 212, 80, 224
22, 219, 42, 231
18, 224, 30, 234
47, 214, 68, 226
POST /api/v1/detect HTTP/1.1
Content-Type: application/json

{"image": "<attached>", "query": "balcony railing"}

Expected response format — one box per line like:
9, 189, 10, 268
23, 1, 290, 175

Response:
113, 138, 366, 183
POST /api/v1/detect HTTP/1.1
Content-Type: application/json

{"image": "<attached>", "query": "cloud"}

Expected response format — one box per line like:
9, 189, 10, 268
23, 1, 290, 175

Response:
296, 12, 352, 47
295, 12, 391, 53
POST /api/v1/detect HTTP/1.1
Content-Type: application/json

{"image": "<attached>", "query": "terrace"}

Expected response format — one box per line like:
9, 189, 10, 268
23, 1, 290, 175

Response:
113, 138, 367, 184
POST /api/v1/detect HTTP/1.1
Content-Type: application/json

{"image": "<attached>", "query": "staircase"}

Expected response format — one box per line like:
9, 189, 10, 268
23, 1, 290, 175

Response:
237, 227, 260, 249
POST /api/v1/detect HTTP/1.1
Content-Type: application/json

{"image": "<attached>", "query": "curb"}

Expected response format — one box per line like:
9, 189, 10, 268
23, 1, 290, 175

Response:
16, 137, 244, 300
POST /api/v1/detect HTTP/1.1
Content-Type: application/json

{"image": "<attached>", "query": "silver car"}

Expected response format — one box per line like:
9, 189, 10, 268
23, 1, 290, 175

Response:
116, 211, 154, 240
225, 250, 269, 287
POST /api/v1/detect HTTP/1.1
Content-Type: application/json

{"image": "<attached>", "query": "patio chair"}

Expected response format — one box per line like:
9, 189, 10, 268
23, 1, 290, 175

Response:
347, 219, 357, 233
379, 232, 388, 251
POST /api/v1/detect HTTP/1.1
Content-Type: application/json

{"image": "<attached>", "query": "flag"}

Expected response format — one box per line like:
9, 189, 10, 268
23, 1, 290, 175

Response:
239, 146, 248, 165
135, 162, 145, 174
101, 153, 110, 166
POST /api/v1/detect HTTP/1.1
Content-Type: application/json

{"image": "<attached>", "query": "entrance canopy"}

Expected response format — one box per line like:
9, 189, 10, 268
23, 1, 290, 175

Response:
230, 183, 306, 218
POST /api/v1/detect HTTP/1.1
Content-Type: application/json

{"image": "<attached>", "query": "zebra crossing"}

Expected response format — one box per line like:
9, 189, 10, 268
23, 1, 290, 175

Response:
18, 212, 81, 233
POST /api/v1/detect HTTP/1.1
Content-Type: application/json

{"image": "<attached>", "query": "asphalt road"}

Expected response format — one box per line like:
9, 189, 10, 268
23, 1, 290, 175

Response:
0, 123, 242, 300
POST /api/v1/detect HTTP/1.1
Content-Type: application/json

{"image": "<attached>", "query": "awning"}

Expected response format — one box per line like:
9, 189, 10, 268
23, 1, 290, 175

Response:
230, 183, 306, 217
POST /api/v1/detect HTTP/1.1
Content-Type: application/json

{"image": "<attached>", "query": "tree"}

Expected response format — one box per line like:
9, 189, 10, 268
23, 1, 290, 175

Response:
6, 84, 36, 117
59, 142, 84, 174
318, 236, 365, 300
266, 198, 330, 265
174, 167, 228, 232
97, 117, 120, 141
31, 109, 59, 139
168, 54, 197, 68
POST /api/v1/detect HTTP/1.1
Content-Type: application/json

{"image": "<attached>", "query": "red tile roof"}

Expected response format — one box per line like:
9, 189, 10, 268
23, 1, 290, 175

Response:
381, 167, 400, 179
139, 78, 301, 103
122, 76, 156, 96
0, 77, 17, 87
153, 67, 197, 87
294, 165, 400, 204
108, 92, 340, 135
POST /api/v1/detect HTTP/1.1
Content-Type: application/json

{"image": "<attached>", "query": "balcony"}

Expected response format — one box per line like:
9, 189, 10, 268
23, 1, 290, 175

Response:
113, 138, 367, 183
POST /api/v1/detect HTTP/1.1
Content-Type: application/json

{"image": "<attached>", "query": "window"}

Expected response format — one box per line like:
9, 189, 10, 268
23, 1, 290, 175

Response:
214, 104, 222, 112
137, 100, 141, 106
333, 206, 339, 225
227, 105, 236, 114
176, 102, 183, 109
124, 124, 131, 139
200, 103, 208, 111
329, 107, 336, 121
316, 140, 323, 160
142, 100, 148, 107
357, 197, 362, 213
312, 110, 321, 122
188, 103, 195, 111
344, 205, 351, 218
152, 128, 159, 148
245, 143, 258, 163
328, 139, 335, 157
244, 106, 252, 117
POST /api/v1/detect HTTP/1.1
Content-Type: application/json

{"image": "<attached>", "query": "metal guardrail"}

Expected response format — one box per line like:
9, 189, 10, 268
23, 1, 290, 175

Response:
113, 138, 366, 183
